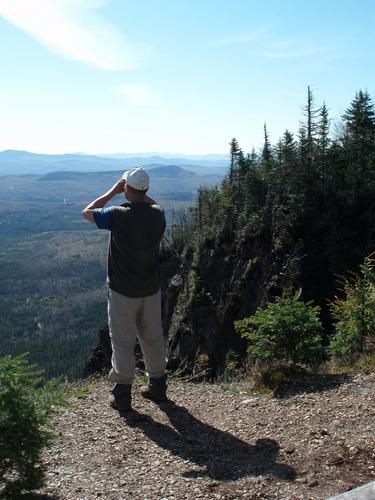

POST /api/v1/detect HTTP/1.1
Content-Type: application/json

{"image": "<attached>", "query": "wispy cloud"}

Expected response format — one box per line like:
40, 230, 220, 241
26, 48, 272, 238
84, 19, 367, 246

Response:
253, 40, 321, 60
0, 0, 144, 70
212, 27, 341, 61
211, 27, 271, 46
118, 84, 155, 107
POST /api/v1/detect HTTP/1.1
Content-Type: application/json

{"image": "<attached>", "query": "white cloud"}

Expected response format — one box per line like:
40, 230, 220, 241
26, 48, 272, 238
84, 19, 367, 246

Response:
212, 27, 271, 47
253, 46, 320, 60
0, 0, 143, 70
118, 84, 155, 107
212, 27, 341, 61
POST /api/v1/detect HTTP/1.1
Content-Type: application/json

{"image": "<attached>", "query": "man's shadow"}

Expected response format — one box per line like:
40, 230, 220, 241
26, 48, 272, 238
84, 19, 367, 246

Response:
123, 400, 296, 481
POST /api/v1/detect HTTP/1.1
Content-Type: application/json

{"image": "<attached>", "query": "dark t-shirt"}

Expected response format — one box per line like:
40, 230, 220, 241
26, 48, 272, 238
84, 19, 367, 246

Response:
93, 203, 166, 298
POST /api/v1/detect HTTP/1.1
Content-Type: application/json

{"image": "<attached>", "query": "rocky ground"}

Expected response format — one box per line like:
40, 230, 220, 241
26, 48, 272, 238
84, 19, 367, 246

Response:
35, 372, 375, 499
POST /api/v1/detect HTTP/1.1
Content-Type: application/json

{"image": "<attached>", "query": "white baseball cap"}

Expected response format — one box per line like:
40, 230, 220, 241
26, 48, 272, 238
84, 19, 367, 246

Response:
122, 167, 149, 191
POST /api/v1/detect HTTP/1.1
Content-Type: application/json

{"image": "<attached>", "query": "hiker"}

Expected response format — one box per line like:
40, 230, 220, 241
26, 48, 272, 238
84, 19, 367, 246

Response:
82, 167, 167, 413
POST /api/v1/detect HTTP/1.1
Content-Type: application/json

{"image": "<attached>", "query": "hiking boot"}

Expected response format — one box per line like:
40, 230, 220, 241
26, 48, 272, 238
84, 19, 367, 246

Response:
140, 374, 167, 402
109, 383, 132, 414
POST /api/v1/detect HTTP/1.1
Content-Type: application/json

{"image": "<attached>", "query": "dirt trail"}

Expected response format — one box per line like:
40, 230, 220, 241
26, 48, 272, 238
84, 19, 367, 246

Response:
37, 373, 375, 499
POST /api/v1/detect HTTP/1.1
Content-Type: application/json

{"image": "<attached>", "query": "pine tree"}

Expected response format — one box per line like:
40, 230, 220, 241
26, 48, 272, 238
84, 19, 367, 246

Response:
303, 86, 320, 170
274, 130, 300, 208
262, 123, 272, 161
317, 102, 331, 187
343, 90, 375, 139
274, 139, 283, 166
342, 90, 375, 200
280, 130, 297, 165
229, 138, 241, 186
298, 123, 308, 167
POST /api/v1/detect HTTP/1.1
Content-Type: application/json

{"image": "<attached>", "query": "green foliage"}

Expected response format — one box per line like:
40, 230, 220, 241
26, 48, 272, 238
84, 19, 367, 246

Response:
329, 255, 375, 359
220, 383, 241, 393
223, 349, 239, 382
235, 291, 324, 365
356, 353, 375, 370
134, 372, 149, 385
0, 353, 66, 496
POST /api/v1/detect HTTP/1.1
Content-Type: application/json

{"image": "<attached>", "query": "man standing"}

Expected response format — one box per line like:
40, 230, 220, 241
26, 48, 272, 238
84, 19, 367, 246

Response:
82, 167, 167, 414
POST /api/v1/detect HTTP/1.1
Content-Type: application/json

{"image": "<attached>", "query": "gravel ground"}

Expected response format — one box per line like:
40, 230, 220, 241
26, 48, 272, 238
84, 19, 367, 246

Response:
35, 372, 375, 499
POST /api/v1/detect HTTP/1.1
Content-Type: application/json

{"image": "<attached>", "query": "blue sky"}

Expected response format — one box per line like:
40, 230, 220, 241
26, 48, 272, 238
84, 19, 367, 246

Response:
0, 0, 373, 155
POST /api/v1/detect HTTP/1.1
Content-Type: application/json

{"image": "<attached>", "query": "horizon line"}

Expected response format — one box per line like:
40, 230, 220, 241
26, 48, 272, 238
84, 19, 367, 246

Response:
0, 148, 230, 158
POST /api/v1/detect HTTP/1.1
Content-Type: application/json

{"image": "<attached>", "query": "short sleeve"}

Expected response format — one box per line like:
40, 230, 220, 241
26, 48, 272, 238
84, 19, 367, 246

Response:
92, 207, 115, 230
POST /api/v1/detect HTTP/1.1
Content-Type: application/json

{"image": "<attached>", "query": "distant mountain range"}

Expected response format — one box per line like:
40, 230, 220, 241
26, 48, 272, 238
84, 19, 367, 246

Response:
0, 150, 229, 177
0, 164, 224, 204
38, 164, 196, 181
98, 152, 229, 163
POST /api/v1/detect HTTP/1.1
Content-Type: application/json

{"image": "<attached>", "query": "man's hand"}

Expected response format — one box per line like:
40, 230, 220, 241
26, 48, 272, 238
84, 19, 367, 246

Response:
111, 178, 125, 195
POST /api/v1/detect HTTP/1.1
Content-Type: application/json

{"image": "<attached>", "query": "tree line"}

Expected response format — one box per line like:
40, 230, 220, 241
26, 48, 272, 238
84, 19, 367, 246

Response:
166, 88, 375, 374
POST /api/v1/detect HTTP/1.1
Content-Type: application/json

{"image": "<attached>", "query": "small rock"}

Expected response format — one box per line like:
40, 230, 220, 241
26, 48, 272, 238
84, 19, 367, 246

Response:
308, 480, 319, 487
326, 455, 344, 466
284, 447, 295, 455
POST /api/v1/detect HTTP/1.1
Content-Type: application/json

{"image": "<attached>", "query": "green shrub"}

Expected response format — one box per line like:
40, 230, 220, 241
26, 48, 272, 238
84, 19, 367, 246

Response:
0, 353, 66, 497
235, 291, 324, 365
329, 255, 375, 359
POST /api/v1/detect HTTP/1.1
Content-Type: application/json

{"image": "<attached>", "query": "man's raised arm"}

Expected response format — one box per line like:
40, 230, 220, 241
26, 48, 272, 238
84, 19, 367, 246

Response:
82, 179, 125, 223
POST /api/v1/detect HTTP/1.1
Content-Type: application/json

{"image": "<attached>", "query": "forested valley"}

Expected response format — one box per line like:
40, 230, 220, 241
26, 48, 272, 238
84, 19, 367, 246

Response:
0, 179, 199, 378
0, 204, 108, 378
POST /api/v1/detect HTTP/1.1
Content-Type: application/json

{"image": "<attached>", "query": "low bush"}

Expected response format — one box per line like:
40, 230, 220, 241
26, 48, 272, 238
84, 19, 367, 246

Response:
234, 291, 324, 366
0, 353, 66, 497
329, 255, 375, 359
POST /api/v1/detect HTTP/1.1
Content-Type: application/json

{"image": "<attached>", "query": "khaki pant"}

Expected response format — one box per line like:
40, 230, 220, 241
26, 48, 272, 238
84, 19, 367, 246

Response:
107, 288, 167, 385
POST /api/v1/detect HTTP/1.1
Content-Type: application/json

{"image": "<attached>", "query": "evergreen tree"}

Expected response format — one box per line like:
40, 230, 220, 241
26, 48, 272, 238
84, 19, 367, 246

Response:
229, 137, 241, 186
342, 90, 375, 201
343, 90, 375, 139
274, 139, 283, 166
262, 123, 272, 161
297, 123, 308, 167
317, 102, 330, 187
302, 86, 320, 170
280, 130, 297, 166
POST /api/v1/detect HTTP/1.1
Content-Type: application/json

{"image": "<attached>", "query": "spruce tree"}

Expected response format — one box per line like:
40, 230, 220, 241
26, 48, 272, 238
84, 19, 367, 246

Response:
229, 137, 240, 186
262, 123, 272, 161
317, 102, 330, 186
342, 90, 375, 201
302, 86, 320, 170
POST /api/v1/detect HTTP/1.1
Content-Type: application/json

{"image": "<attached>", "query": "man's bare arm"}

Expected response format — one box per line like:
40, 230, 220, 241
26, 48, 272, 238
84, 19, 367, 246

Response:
82, 179, 125, 223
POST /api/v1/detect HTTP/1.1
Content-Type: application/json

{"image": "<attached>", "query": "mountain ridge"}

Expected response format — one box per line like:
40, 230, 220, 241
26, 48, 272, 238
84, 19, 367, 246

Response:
0, 150, 229, 176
